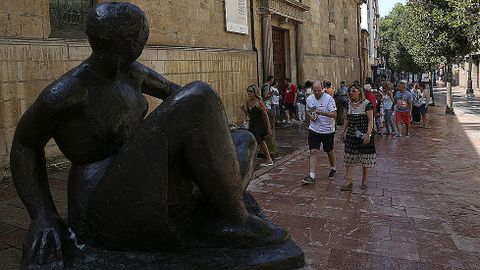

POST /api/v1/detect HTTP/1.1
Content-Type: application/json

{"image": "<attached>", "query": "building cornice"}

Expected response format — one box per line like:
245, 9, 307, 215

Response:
259, 0, 310, 22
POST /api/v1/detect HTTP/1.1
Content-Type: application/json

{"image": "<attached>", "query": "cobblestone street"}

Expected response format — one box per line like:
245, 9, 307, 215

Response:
2, 87, 480, 269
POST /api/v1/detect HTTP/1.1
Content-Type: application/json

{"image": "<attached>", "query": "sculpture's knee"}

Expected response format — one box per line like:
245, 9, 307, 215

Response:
232, 129, 257, 189
232, 129, 257, 158
178, 81, 220, 103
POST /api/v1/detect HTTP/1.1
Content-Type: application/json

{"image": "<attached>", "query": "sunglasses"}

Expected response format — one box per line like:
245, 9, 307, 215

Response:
247, 89, 254, 93
349, 89, 358, 93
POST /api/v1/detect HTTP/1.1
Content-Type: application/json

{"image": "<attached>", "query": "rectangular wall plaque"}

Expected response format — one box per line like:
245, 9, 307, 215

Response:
225, 0, 249, 34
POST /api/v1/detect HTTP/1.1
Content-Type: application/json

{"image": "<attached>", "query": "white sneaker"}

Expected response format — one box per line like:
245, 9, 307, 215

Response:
260, 161, 274, 167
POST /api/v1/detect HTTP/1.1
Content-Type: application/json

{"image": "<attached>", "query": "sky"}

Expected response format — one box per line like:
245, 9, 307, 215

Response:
379, 0, 407, 17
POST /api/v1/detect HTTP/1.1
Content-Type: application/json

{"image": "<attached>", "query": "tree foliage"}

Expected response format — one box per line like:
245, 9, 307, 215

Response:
402, 0, 474, 69
449, 0, 480, 51
379, 4, 421, 73
380, 0, 480, 73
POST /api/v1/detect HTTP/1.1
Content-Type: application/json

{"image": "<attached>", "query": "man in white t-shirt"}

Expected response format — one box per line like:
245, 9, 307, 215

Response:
303, 80, 338, 184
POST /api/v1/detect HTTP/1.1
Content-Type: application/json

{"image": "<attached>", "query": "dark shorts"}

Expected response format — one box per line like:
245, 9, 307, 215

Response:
419, 104, 428, 114
284, 103, 295, 112
308, 130, 335, 152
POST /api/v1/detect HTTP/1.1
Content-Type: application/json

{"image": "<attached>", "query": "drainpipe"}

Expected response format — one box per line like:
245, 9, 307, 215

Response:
250, 0, 260, 86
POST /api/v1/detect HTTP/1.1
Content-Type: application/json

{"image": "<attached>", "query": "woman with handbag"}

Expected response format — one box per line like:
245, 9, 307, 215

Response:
340, 84, 376, 191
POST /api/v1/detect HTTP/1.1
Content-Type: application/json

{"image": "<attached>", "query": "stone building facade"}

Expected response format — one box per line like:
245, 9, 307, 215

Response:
360, 29, 370, 82
1, 0, 362, 178
361, 0, 379, 81
458, 55, 480, 91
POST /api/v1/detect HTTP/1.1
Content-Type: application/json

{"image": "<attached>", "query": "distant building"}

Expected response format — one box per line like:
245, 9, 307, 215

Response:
361, 0, 380, 82
458, 54, 480, 91
361, 29, 370, 84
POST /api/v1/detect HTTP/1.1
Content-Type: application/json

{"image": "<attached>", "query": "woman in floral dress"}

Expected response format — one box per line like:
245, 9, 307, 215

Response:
340, 84, 376, 191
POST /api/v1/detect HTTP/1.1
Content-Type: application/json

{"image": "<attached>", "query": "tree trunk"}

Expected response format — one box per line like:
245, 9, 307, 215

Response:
445, 65, 454, 114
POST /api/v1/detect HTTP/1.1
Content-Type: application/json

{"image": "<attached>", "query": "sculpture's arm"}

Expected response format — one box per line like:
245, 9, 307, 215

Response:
132, 62, 182, 99
10, 94, 71, 266
11, 104, 59, 219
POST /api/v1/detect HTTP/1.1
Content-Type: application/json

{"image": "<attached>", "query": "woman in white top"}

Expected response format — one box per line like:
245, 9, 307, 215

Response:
382, 83, 396, 135
271, 80, 281, 120
418, 83, 430, 128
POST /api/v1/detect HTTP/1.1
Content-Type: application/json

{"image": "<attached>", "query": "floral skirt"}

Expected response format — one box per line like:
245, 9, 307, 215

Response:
344, 152, 376, 168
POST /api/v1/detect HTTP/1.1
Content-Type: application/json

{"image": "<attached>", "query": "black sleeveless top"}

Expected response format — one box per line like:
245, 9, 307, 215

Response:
247, 102, 268, 142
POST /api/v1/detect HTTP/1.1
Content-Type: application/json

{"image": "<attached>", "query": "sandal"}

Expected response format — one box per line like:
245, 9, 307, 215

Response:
340, 183, 353, 191
361, 183, 368, 190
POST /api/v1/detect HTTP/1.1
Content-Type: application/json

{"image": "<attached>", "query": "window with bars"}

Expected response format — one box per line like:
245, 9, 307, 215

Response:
343, 1, 348, 29
328, 0, 335, 23
329, 34, 336, 55
49, 0, 96, 38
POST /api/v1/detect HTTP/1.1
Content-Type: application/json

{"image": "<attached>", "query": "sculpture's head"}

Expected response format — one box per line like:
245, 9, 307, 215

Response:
86, 2, 149, 67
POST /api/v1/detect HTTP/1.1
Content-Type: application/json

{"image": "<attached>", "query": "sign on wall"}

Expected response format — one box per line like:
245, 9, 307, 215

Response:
225, 0, 249, 35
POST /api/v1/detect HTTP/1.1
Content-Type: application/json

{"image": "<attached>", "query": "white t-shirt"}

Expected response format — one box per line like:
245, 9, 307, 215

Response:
305, 87, 313, 97
271, 86, 280, 105
306, 93, 337, 134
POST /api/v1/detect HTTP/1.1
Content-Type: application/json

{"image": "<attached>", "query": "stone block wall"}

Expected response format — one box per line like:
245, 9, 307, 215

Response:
98, 0, 253, 50
0, 0, 252, 49
0, 39, 256, 179
0, 0, 50, 38
303, 0, 360, 86
303, 55, 360, 87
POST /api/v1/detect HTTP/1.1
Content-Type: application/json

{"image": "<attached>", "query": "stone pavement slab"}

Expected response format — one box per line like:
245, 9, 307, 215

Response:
1, 87, 480, 269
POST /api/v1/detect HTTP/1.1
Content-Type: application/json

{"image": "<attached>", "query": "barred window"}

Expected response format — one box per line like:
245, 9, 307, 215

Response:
343, 1, 348, 29
328, 0, 335, 23
329, 35, 336, 55
49, 0, 96, 38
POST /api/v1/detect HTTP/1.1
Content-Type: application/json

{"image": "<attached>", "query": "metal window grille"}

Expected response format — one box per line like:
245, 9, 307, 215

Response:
343, 1, 348, 29
328, 0, 335, 23
329, 34, 336, 55
49, 0, 95, 39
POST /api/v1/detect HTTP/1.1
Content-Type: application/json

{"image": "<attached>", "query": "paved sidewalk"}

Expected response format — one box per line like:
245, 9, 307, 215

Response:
2, 87, 480, 269
247, 87, 480, 269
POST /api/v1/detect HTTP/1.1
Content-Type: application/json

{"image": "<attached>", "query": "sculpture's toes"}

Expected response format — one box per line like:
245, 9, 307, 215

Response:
244, 214, 290, 247
194, 214, 289, 248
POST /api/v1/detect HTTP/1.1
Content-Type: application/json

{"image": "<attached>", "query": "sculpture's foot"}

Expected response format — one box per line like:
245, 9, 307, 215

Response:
65, 238, 305, 270
193, 214, 290, 248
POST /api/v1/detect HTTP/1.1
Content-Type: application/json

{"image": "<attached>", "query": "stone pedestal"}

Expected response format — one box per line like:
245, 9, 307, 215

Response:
64, 239, 304, 270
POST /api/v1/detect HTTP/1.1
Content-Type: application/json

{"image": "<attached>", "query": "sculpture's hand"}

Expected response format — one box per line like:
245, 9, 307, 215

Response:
23, 214, 68, 269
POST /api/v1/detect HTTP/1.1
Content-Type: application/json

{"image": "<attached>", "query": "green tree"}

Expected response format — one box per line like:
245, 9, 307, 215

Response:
449, 0, 480, 51
401, 0, 477, 113
379, 4, 421, 75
